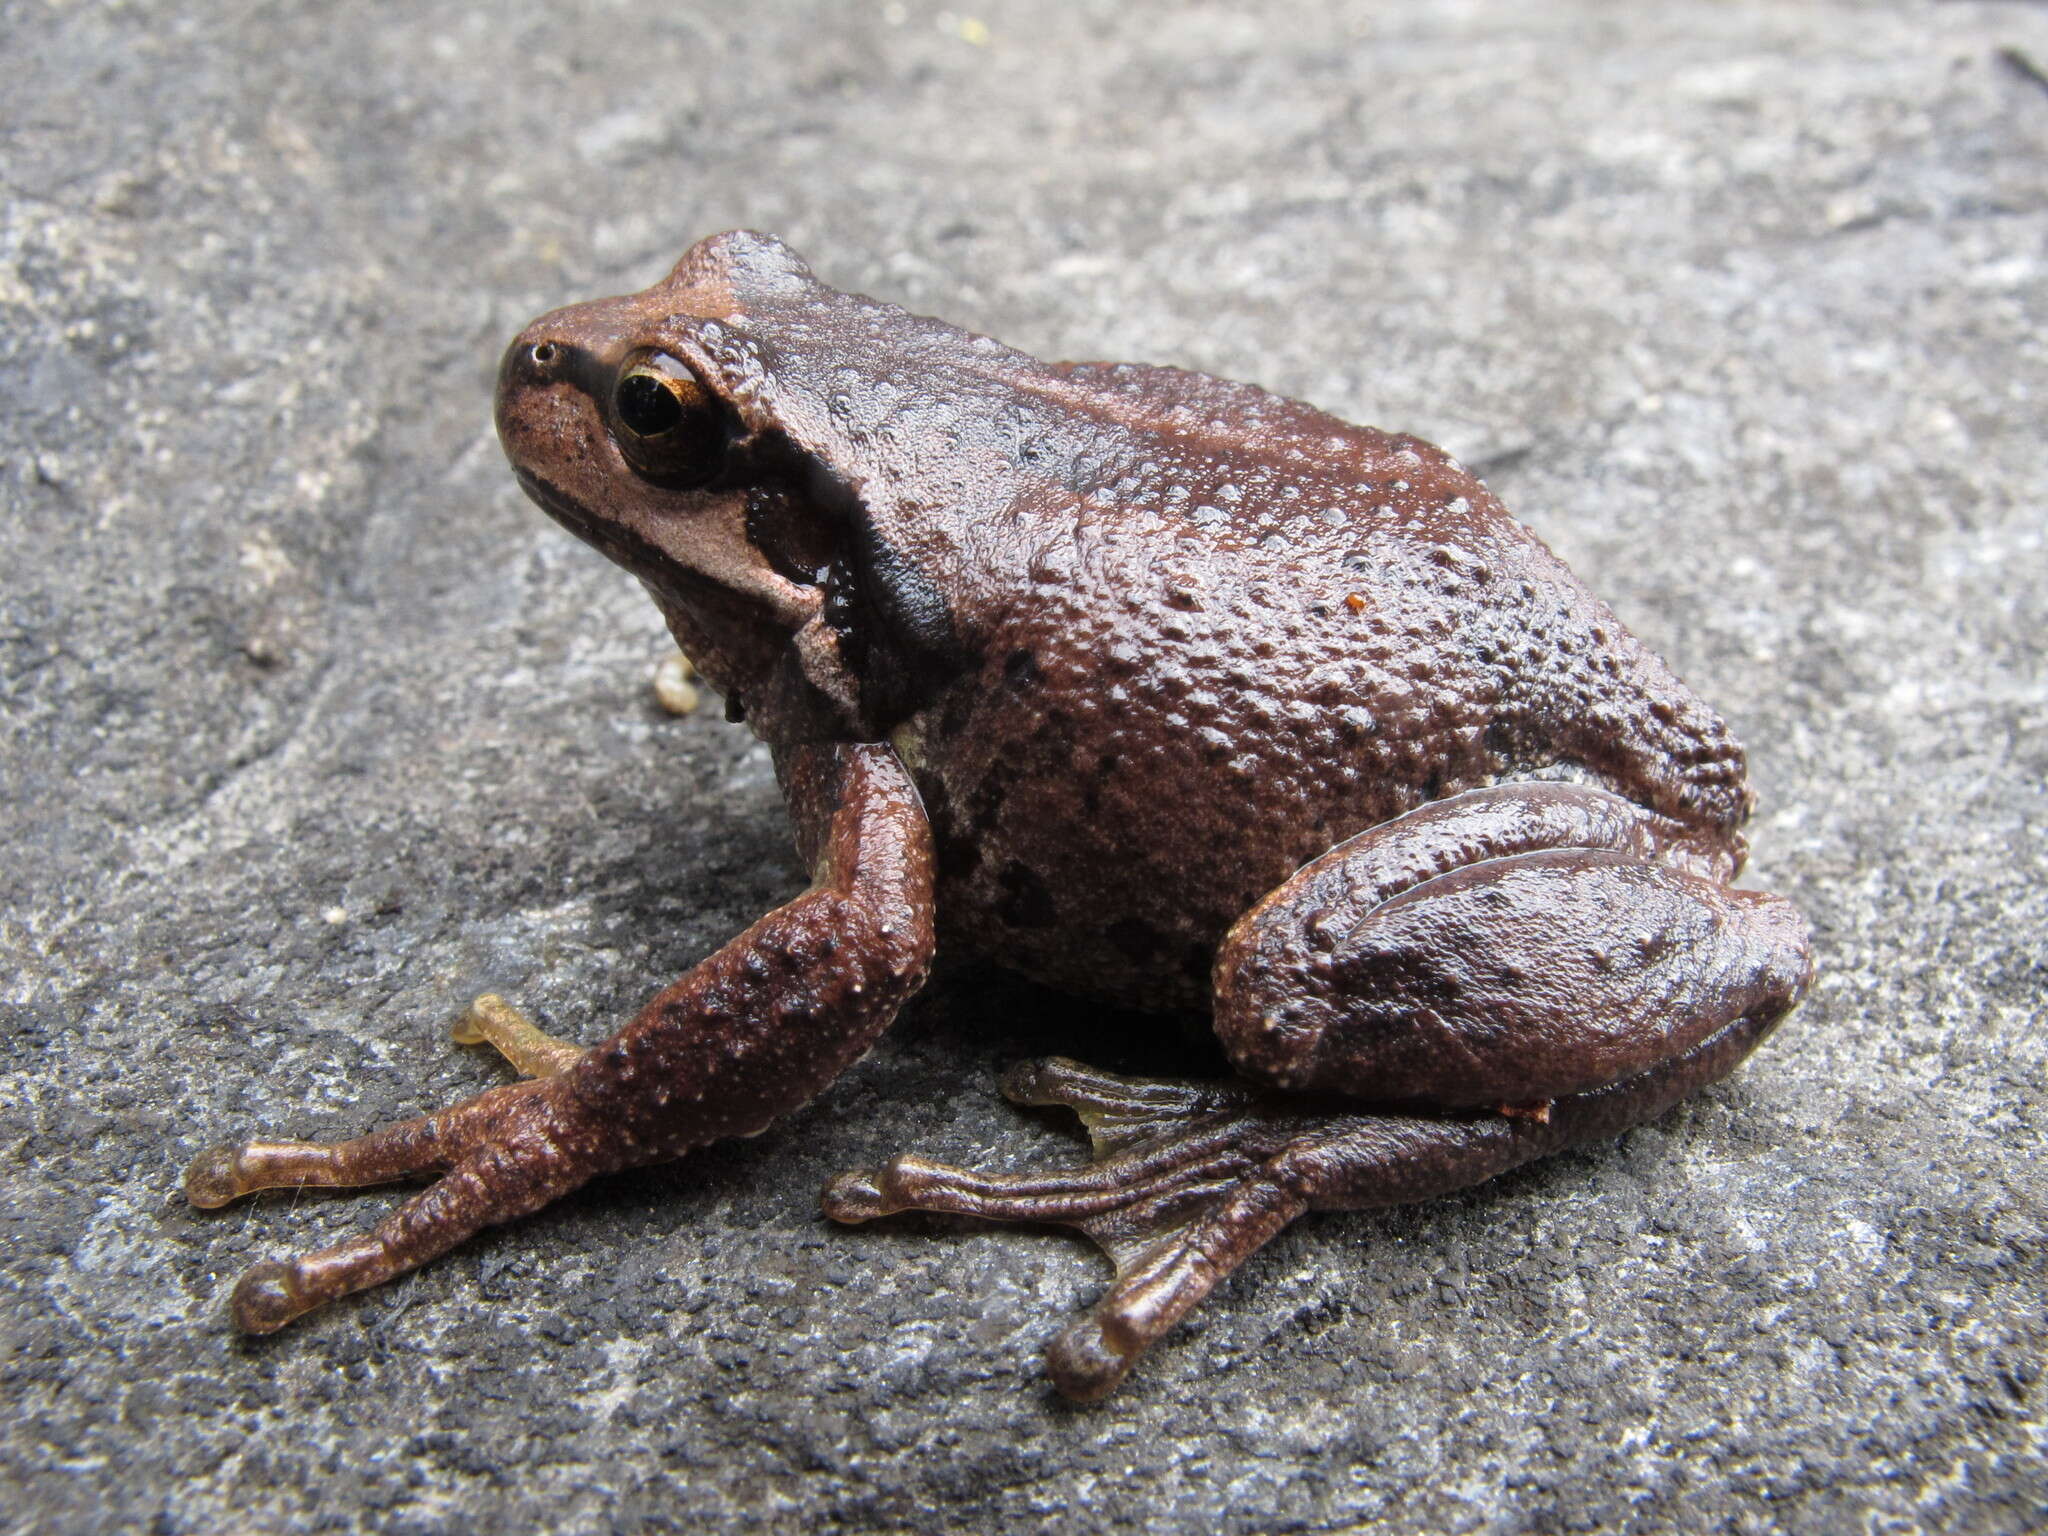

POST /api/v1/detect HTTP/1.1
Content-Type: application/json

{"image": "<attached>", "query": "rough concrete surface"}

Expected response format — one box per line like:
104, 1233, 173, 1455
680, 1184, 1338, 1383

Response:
3, 2, 2044, 1531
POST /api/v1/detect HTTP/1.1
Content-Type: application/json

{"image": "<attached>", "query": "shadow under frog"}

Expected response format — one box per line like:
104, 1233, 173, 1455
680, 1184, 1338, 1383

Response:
186, 232, 1812, 1401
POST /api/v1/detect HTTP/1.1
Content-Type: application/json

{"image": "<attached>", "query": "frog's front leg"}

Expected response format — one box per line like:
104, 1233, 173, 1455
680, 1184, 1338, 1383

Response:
826, 783, 1811, 1400
185, 741, 934, 1333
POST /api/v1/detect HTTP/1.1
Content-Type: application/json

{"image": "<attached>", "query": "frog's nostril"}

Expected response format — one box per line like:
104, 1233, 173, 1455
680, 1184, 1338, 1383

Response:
530, 341, 562, 369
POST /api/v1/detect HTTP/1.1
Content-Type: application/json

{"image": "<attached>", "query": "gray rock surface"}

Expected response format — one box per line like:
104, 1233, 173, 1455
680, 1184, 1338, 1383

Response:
3, 1, 2043, 1531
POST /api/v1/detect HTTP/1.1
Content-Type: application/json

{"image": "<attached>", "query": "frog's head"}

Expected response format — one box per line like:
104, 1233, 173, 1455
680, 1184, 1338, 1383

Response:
495, 231, 969, 743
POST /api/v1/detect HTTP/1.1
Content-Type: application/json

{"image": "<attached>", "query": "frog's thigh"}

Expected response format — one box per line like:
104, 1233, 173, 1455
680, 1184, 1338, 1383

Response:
1214, 791, 1813, 1107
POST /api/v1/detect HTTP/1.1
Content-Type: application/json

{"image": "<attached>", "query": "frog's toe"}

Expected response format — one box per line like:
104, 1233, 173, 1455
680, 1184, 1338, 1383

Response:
207, 1104, 596, 1334
228, 1259, 312, 1334
1045, 1316, 1134, 1403
823, 1118, 1309, 1400
998, 1055, 1161, 1109
183, 1112, 458, 1208
183, 1143, 258, 1209
1046, 1175, 1298, 1403
819, 1165, 894, 1222
451, 994, 587, 1078
823, 1150, 1135, 1224
999, 1056, 1260, 1155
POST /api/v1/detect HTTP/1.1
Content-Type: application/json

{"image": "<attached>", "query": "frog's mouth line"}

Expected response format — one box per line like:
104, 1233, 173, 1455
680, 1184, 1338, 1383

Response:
511, 464, 588, 531
511, 465, 672, 579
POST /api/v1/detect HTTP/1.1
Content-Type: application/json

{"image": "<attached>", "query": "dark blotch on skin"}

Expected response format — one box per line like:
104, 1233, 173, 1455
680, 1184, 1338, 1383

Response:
1107, 919, 1166, 964
997, 860, 1059, 929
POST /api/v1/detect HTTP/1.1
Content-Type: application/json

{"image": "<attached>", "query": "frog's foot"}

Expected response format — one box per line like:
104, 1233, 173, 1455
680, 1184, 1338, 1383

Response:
826, 1010, 1782, 1401
825, 1058, 1334, 1401
184, 996, 591, 1330
450, 993, 585, 1078
183, 1074, 600, 1334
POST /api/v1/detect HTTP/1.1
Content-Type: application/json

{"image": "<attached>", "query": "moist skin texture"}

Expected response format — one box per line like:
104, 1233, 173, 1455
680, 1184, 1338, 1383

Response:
186, 232, 1812, 1401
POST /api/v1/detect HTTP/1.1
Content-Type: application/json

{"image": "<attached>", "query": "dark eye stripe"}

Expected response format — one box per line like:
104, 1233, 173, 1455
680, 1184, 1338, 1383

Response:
513, 338, 616, 406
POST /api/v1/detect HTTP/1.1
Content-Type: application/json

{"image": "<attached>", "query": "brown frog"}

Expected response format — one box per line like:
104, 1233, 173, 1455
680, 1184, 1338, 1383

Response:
186, 232, 1813, 1400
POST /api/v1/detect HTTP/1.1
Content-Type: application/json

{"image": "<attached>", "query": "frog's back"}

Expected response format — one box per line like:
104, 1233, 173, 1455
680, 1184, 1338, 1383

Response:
893, 358, 1752, 1011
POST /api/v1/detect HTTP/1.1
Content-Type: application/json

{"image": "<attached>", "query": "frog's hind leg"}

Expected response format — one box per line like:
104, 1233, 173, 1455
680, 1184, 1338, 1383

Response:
827, 784, 1811, 1401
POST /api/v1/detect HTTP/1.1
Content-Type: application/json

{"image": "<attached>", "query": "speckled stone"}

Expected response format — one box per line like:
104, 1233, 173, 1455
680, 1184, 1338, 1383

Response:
2, 2, 2042, 1532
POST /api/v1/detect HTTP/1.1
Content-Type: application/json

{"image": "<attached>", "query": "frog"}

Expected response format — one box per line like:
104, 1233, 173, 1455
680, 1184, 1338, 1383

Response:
185, 231, 1813, 1400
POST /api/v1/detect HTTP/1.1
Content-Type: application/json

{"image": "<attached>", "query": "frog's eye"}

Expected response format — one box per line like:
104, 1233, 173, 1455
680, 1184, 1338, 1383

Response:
611, 353, 727, 487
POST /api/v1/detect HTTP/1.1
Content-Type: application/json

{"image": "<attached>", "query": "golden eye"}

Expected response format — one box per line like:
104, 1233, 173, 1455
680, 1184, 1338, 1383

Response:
611, 353, 727, 486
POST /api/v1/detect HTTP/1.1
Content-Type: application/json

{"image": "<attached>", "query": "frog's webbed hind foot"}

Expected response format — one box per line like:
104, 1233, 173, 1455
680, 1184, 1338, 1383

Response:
826, 1012, 1782, 1400
825, 1058, 1328, 1400
997, 1056, 1263, 1155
